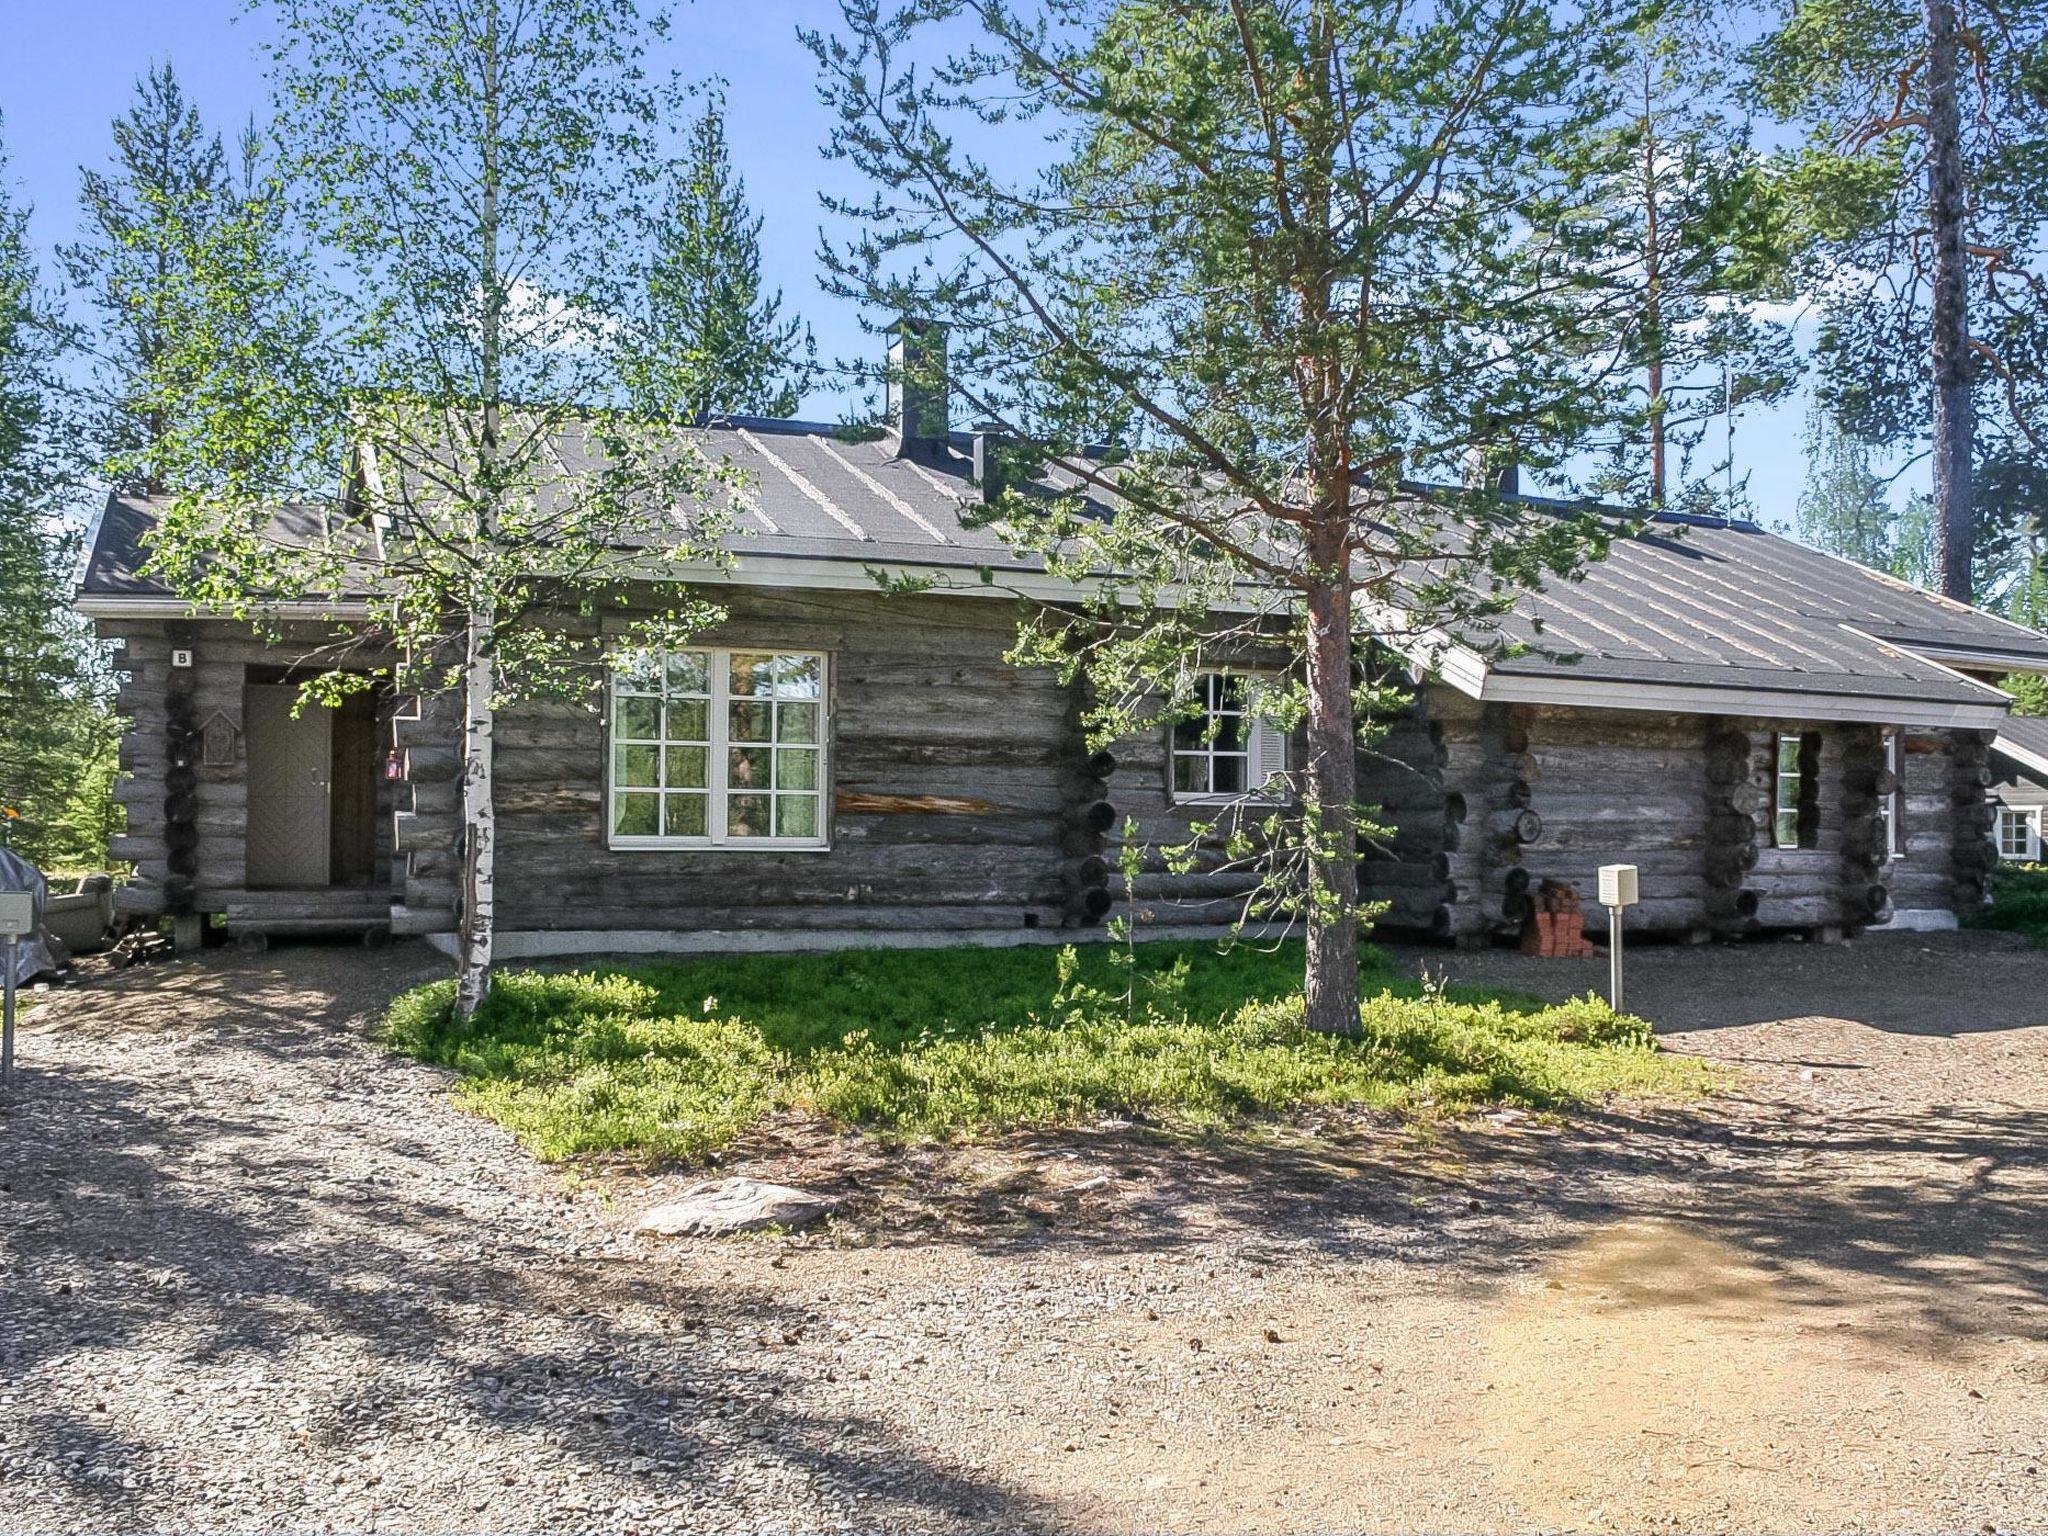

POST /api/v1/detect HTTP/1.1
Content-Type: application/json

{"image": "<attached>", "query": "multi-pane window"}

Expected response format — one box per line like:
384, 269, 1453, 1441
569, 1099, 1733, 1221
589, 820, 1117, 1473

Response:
1773, 731, 1820, 850
1997, 807, 2036, 861
1171, 674, 1288, 803
609, 647, 826, 848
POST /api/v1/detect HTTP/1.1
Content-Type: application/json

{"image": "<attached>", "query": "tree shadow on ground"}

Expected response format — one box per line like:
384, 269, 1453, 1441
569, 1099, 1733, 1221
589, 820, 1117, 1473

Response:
0, 988, 1049, 1532
755, 1082, 2048, 1355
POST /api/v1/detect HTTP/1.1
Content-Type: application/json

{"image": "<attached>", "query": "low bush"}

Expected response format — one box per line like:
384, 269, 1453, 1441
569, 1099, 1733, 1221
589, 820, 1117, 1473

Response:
382, 940, 1714, 1163
1967, 861, 2048, 946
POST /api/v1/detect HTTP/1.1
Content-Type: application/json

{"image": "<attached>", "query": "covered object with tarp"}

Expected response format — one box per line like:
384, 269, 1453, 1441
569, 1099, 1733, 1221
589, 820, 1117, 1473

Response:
0, 848, 56, 983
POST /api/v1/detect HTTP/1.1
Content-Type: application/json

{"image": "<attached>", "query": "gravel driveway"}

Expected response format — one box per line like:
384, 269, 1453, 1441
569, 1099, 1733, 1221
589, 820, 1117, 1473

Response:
2, 931, 2046, 1533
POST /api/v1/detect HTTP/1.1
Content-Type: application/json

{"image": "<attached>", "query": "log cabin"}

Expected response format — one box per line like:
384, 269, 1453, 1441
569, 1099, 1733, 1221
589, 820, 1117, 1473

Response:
1990, 716, 2048, 863
75, 367, 2048, 954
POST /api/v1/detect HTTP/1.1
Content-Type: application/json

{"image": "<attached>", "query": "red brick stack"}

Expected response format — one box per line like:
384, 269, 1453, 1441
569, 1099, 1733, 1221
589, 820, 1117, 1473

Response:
1520, 879, 1599, 958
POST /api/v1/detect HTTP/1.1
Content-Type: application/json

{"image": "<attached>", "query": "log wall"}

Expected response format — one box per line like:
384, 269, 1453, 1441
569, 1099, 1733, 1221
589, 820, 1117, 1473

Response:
97, 600, 1991, 945
96, 617, 401, 917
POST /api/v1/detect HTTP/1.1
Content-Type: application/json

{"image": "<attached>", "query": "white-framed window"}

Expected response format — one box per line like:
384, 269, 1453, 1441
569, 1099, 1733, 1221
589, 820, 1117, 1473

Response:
1773, 732, 1807, 849
1878, 729, 1905, 859
608, 646, 827, 849
1171, 673, 1289, 804
1997, 806, 2037, 861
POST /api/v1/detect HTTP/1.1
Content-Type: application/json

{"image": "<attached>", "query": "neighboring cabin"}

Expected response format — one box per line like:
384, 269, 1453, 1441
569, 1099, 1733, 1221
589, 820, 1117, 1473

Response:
75, 358, 2048, 954
1991, 716, 2048, 863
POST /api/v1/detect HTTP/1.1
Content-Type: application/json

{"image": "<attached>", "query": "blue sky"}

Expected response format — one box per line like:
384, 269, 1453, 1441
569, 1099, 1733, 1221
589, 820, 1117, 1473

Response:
0, 0, 1828, 528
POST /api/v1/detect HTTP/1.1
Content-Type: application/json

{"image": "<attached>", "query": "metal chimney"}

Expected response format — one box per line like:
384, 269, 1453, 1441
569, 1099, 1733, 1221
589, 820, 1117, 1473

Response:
885, 318, 950, 461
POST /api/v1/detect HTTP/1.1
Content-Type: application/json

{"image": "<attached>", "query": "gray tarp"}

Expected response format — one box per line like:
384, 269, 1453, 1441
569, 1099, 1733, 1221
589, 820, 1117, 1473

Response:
0, 848, 55, 984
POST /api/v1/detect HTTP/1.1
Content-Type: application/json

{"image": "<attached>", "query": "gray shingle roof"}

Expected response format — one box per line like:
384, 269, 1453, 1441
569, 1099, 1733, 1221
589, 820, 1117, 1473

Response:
77, 417, 2048, 718
1993, 714, 2048, 785
1487, 516, 2048, 709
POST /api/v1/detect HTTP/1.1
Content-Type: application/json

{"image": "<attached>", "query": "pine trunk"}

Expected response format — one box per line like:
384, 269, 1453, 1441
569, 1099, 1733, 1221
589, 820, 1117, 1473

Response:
455, 613, 496, 1019
1924, 0, 1975, 602
1301, 571, 1360, 1036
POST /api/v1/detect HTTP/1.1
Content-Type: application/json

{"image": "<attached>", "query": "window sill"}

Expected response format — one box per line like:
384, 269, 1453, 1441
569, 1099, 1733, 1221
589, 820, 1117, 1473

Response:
607, 838, 834, 854
1170, 792, 1293, 809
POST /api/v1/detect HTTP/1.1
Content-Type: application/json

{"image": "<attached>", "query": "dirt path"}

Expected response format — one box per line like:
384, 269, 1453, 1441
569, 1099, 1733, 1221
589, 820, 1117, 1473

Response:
2, 933, 2045, 1533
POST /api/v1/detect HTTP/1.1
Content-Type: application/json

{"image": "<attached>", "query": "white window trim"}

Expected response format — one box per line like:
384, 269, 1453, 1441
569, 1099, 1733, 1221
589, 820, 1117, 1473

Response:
1772, 732, 1804, 850
1997, 806, 2039, 862
1880, 729, 1905, 860
1169, 672, 1292, 807
606, 646, 832, 852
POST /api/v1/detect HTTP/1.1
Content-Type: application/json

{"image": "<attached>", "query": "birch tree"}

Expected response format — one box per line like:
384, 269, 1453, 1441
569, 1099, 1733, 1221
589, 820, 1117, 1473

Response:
147, 0, 729, 1016
809, 0, 1653, 1034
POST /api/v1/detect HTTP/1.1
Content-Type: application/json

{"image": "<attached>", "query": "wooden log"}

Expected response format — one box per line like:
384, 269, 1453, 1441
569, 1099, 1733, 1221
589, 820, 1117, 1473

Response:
1752, 894, 1847, 926
402, 746, 461, 782
1443, 792, 1468, 825
838, 790, 1001, 817
1070, 887, 1114, 924
1489, 809, 1543, 845
1063, 855, 1110, 891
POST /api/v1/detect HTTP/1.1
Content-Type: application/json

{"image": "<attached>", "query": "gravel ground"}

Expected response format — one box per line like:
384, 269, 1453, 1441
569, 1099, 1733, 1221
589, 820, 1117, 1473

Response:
2, 930, 2046, 1533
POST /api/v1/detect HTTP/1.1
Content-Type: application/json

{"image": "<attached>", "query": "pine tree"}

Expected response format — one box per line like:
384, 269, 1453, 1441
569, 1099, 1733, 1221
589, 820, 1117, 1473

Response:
1600, 3, 1798, 512
0, 128, 118, 870
1793, 402, 1896, 569
644, 93, 813, 419
811, 0, 1653, 1035
60, 62, 237, 495
1754, 0, 2048, 601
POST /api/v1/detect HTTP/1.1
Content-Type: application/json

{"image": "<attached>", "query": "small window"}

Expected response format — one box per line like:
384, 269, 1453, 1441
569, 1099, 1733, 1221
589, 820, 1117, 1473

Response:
1997, 807, 2035, 861
609, 646, 827, 848
1878, 729, 1904, 859
1773, 731, 1820, 850
1171, 674, 1288, 803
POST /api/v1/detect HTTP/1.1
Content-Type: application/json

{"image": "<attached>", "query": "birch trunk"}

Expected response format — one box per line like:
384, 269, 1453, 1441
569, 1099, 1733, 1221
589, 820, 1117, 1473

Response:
455, 609, 495, 1018
455, 3, 504, 1021
1923, 0, 1976, 602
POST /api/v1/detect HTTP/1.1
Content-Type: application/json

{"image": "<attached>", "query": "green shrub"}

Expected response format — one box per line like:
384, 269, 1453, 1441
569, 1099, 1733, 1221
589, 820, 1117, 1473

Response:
1967, 861, 2048, 947
383, 941, 1714, 1163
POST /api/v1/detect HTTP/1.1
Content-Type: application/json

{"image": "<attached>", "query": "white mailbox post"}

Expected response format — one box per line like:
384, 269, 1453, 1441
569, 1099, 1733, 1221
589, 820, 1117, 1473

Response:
0, 889, 32, 1086
1597, 864, 1639, 1012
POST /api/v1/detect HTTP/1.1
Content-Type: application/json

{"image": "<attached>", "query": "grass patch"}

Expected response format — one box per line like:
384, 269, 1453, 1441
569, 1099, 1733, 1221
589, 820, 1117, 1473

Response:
382, 940, 1717, 1163
1966, 861, 2048, 946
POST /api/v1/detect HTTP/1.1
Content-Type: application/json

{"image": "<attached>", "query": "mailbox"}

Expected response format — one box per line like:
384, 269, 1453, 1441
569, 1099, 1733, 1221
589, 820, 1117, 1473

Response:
1598, 863, 1639, 909
0, 891, 32, 938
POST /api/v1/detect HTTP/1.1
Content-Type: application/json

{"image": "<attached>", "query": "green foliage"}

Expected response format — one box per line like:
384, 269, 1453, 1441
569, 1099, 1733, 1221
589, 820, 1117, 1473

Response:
0, 124, 120, 871
1754, 0, 2048, 595
1792, 399, 1904, 571
1591, 0, 1800, 513
639, 92, 815, 419
2003, 672, 2048, 718
60, 62, 248, 495
381, 941, 1714, 1162
806, 0, 1674, 1026
1965, 861, 2048, 946
144, 0, 736, 708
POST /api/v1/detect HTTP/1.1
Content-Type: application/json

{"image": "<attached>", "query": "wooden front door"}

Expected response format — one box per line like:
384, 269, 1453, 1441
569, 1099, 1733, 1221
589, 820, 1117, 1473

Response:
245, 684, 333, 887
